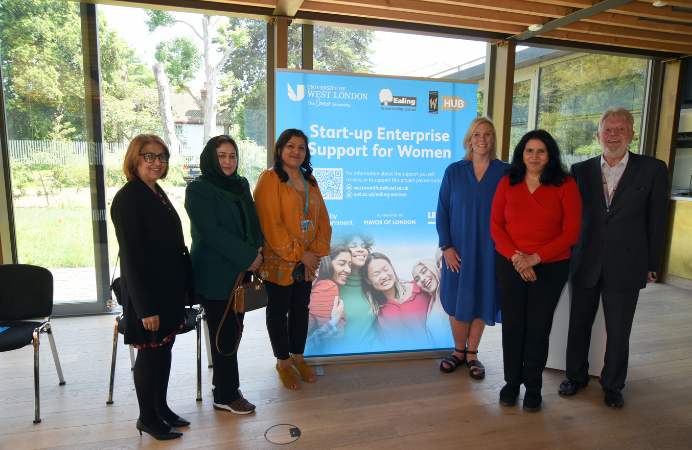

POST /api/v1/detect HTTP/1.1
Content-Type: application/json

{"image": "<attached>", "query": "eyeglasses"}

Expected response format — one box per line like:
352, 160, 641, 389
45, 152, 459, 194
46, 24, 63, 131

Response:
140, 153, 168, 163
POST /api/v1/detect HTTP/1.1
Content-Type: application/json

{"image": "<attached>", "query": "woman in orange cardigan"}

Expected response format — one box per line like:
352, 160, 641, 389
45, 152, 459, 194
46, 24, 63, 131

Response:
254, 129, 332, 389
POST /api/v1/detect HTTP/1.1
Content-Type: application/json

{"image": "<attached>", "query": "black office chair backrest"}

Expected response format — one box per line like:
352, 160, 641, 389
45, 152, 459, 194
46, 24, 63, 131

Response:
0, 264, 54, 320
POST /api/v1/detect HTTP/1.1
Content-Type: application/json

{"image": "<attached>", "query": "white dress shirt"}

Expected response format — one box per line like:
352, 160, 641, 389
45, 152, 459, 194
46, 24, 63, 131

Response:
600, 151, 629, 208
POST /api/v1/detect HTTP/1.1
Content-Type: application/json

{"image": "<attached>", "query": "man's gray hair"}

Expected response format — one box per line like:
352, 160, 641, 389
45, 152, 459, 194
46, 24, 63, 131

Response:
599, 108, 634, 133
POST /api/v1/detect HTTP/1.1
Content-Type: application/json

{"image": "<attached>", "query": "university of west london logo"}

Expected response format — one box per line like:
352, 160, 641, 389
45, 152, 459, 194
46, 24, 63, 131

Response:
287, 83, 305, 101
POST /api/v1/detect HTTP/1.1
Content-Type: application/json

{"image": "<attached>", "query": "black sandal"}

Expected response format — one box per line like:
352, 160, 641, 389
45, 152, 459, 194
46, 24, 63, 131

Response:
440, 348, 466, 373
465, 350, 485, 380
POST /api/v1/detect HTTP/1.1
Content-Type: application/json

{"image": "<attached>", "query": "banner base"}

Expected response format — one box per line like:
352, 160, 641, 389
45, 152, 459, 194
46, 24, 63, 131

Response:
305, 349, 453, 366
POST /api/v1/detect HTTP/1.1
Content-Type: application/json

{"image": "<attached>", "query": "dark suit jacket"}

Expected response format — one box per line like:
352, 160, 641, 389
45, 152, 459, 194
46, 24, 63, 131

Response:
185, 178, 264, 300
111, 178, 193, 345
569, 152, 669, 291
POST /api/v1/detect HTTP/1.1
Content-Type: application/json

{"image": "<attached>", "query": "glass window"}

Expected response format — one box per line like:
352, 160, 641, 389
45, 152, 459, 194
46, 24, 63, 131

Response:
313, 26, 487, 116
1, 1, 268, 312
313, 25, 374, 73
510, 79, 532, 151
537, 53, 647, 167
0, 0, 98, 305
288, 23, 302, 69
99, 5, 269, 273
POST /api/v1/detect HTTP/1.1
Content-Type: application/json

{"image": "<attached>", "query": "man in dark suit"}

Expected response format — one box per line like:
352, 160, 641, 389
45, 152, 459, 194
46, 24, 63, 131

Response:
558, 108, 669, 409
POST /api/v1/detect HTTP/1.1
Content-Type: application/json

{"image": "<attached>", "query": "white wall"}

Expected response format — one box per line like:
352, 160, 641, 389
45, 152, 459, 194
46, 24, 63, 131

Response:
180, 123, 225, 155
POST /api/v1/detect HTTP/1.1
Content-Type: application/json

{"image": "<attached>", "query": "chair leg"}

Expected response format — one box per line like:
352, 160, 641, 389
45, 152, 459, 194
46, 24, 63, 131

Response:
203, 313, 213, 368
44, 323, 65, 385
33, 329, 41, 424
196, 311, 202, 402
106, 316, 120, 405
129, 346, 136, 370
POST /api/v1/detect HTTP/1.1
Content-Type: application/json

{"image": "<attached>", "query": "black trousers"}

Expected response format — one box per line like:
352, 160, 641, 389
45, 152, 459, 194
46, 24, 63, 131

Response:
201, 297, 244, 404
495, 253, 569, 395
265, 280, 312, 360
565, 276, 640, 390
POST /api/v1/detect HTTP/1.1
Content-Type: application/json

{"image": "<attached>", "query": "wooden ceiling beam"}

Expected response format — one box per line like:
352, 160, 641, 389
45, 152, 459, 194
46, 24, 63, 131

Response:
274, 0, 305, 16
584, 11, 692, 35
613, 1, 692, 20
417, 0, 573, 18
299, 1, 527, 33
559, 19, 692, 44
638, 0, 692, 7
305, 0, 548, 26
510, 0, 634, 40
540, 28, 692, 54
520, 0, 595, 8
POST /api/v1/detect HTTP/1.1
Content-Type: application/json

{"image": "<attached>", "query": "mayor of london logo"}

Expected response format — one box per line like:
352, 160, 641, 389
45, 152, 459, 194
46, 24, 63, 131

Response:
287, 83, 305, 101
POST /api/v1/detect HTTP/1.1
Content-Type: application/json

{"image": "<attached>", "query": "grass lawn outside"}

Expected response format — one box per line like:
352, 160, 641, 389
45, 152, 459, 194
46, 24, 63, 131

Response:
14, 186, 192, 268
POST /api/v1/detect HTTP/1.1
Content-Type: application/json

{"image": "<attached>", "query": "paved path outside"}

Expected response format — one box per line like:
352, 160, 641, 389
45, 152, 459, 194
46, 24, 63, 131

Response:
49, 267, 120, 304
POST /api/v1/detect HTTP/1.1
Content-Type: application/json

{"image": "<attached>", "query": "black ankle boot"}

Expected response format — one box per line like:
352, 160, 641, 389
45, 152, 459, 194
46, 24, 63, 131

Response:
499, 384, 520, 407
523, 391, 542, 412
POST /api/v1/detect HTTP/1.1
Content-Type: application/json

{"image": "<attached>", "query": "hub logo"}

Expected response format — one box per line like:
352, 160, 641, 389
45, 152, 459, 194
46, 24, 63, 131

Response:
379, 88, 417, 107
429, 91, 438, 114
287, 83, 305, 101
441, 96, 467, 111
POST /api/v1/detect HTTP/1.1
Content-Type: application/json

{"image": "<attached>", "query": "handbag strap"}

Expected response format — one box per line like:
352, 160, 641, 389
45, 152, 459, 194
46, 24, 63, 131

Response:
216, 272, 246, 357
110, 253, 120, 286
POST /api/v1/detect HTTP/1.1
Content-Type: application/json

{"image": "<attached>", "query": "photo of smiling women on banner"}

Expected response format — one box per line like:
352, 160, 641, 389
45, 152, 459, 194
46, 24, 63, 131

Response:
362, 252, 431, 350
330, 231, 379, 351
412, 258, 454, 348
305, 245, 351, 354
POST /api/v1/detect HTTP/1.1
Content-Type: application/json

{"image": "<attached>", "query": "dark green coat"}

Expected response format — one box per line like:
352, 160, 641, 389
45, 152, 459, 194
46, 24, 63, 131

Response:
185, 178, 263, 301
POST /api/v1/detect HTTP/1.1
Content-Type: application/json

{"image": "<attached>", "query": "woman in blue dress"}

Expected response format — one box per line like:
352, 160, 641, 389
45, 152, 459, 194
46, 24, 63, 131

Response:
436, 117, 509, 380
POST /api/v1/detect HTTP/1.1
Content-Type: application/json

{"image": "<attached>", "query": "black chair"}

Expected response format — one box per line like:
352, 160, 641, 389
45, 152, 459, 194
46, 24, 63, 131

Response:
0, 264, 66, 423
106, 306, 206, 403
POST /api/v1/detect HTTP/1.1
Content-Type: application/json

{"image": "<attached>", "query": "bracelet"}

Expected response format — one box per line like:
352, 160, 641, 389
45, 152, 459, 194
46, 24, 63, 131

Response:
534, 253, 542, 264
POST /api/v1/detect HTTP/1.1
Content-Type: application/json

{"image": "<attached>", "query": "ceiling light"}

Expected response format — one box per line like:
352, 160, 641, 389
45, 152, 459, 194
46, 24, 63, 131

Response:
528, 24, 543, 32
653, 1, 667, 7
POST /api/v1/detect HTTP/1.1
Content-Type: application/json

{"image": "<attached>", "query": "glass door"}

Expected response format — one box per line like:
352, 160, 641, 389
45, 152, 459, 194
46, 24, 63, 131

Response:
0, 0, 109, 314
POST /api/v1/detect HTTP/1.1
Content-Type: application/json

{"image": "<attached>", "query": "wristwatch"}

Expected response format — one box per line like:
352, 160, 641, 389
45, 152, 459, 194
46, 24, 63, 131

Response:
441, 246, 451, 251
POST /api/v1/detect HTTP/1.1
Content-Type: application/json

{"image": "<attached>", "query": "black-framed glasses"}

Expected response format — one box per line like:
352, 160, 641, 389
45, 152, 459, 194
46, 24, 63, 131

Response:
140, 153, 168, 163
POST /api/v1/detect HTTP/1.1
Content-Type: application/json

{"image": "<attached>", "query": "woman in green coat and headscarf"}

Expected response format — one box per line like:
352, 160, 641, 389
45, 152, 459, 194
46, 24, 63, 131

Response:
185, 135, 263, 415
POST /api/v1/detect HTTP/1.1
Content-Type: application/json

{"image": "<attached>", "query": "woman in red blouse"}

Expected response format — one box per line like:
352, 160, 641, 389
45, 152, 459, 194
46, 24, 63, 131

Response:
490, 130, 582, 412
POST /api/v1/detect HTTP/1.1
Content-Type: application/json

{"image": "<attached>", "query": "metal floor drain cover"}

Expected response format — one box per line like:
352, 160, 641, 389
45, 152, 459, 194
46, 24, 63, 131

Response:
264, 424, 301, 445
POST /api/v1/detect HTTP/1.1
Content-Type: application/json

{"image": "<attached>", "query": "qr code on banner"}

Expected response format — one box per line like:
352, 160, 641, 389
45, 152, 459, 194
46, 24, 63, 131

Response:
314, 168, 343, 200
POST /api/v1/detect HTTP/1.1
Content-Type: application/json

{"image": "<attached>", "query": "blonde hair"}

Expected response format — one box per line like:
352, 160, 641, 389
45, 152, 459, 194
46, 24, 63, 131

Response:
123, 134, 170, 181
412, 258, 440, 301
599, 108, 634, 133
463, 116, 497, 161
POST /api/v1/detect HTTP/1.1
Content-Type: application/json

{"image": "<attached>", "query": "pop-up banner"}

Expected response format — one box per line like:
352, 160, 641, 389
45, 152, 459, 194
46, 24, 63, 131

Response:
275, 70, 477, 358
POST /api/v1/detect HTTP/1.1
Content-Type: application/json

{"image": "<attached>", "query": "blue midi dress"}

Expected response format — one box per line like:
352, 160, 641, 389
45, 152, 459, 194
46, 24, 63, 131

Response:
436, 159, 509, 325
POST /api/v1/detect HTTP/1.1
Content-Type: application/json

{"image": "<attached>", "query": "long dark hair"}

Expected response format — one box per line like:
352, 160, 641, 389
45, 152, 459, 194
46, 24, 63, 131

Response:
361, 252, 406, 315
273, 128, 316, 186
317, 244, 352, 283
507, 129, 569, 187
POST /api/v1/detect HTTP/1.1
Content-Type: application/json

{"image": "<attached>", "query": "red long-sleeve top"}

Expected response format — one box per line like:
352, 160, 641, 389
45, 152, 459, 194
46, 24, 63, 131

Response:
490, 175, 582, 263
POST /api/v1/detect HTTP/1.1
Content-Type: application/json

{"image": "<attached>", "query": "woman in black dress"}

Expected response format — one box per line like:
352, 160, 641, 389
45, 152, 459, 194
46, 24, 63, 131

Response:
111, 134, 194, 440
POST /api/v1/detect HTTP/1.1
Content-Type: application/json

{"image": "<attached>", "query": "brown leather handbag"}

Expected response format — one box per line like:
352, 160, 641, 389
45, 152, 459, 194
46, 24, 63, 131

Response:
216, 272, 267, 356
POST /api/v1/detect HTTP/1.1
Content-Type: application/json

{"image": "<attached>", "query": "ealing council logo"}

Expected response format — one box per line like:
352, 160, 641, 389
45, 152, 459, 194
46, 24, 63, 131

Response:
287, 83, 305, 101
379, 88, 416, 107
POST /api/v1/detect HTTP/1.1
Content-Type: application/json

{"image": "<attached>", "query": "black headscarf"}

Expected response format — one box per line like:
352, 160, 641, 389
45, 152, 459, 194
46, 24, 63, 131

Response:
197, 135, 259, 247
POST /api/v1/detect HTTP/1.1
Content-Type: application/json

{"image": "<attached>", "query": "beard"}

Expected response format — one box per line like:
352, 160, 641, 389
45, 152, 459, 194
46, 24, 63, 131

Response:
601, 142, 628, 159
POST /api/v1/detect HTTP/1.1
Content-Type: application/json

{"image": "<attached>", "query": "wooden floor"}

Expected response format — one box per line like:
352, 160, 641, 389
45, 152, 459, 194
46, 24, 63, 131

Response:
1, 282, 691, 450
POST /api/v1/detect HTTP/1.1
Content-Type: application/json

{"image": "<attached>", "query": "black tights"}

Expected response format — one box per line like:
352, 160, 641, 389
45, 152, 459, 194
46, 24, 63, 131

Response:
133, 338, 177, 433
